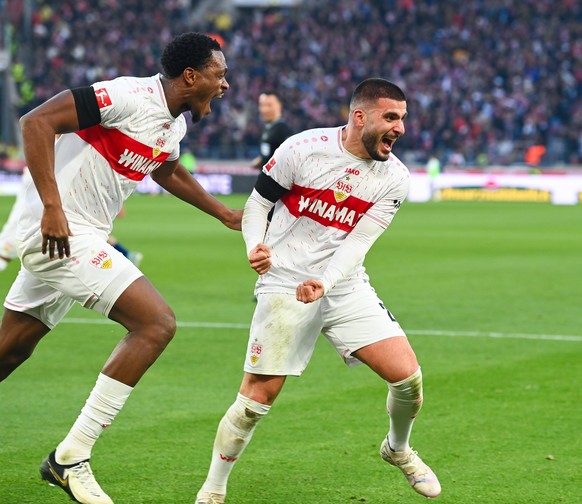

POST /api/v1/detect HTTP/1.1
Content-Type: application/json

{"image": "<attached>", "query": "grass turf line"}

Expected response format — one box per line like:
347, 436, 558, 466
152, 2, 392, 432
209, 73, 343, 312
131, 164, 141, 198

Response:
0, 195, 580, 503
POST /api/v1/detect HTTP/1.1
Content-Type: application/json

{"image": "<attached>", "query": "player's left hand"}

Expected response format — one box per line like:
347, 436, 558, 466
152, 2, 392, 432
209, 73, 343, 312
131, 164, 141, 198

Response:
223, 209, 243, 231
296, 279, 324, 304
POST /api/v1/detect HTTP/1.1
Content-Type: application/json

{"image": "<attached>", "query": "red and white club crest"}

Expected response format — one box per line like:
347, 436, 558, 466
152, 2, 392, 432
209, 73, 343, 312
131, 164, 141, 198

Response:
250, 343, 263, 366
90, 249, 113, 269
153, 137, 166, 158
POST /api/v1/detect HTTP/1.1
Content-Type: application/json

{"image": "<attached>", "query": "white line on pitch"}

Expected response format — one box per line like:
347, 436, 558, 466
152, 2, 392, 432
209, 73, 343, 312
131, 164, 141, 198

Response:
406, 329, 582, 342
61, 317, 582, 343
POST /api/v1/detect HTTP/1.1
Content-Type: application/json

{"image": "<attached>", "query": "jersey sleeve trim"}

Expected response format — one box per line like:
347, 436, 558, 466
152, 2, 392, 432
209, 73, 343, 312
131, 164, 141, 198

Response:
71, 87, 101, 130
365, 212, 389, 229
255, 171, 288, 203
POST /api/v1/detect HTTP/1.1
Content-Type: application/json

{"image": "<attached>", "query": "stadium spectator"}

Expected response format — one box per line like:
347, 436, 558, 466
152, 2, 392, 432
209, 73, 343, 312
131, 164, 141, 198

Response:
251, 90, 293, 169
0, 32, 239, 504
195, 78, 440, 504
10, 0, 582, 167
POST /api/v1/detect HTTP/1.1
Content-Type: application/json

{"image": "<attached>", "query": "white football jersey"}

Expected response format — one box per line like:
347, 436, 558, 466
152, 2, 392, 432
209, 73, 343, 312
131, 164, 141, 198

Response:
256, 126, 410, 295
17, 74, 187, 241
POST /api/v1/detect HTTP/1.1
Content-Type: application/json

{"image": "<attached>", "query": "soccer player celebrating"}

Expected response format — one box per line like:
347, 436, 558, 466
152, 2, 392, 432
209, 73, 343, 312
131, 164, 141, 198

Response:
0, 32, 239, 504
196, 78, 441, 503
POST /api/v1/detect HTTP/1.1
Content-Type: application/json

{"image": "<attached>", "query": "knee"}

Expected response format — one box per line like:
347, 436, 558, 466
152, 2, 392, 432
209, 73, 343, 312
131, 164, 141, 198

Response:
0, 333, 38, 379
387, 367, 424, 413
134, 307, 176, 352
0, 343, 34, 366
151, 308, 177, 347
389, 367, 422, 392
240, 375, 285, 405
242, 388, 276, 405
227, 393, 271, 429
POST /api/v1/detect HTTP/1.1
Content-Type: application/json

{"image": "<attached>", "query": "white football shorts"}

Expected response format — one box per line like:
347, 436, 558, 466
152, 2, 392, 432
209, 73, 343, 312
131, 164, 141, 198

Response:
4, 231, 142, 329
244, 288, 406, 376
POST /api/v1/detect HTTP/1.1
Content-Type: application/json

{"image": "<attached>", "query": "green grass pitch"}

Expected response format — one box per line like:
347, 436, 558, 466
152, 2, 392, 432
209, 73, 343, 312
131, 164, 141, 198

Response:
0, 194, 580, 503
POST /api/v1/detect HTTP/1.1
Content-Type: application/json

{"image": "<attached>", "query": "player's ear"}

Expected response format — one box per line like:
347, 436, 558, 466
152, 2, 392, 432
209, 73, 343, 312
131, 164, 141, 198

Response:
353, 109, 366, 128
183, 67, 197, 85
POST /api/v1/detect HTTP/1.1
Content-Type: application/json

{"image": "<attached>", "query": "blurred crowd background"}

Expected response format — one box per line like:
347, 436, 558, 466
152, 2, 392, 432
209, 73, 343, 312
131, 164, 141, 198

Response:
1, 0, 581, 169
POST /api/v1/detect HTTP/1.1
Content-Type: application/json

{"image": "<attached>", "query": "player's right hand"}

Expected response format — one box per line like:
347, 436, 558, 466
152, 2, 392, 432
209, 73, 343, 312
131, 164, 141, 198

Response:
41, 206, 72, 259
248, 243, 271, 275
296, 279, 325, 304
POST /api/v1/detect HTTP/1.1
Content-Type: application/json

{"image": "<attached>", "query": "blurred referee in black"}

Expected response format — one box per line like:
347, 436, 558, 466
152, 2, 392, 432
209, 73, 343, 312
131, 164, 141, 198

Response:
252, 91, 293, 170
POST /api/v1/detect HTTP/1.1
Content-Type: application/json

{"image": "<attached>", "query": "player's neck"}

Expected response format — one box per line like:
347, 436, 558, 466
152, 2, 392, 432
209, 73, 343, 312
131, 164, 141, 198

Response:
342, 126, 372, 161
159, 75, 182, 117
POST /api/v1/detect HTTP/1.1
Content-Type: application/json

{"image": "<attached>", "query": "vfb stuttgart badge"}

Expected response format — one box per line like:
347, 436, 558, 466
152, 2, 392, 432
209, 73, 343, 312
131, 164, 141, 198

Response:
153, 137, 166, 158
333, 177, 353, 202
250, 343, 263, 366
90, 250, 113, 269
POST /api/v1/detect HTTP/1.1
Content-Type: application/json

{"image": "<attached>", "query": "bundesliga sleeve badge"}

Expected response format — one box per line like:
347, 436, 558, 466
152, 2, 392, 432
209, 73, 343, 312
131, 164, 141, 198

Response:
94, 88, 113, 109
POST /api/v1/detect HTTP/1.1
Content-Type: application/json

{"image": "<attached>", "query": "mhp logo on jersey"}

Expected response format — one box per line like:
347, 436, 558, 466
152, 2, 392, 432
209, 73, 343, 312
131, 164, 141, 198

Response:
94, 88, 112, 108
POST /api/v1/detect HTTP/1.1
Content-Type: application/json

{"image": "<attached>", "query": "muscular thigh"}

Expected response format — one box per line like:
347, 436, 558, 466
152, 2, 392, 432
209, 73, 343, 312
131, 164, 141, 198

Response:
243, 293, 323, 376
107, 275, 173, 332
12, 233, 142, 324
321, 287, 406, 367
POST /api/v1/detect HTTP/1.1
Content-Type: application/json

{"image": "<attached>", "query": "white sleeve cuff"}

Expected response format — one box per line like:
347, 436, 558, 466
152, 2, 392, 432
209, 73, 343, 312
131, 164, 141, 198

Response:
242, 189, 275, 256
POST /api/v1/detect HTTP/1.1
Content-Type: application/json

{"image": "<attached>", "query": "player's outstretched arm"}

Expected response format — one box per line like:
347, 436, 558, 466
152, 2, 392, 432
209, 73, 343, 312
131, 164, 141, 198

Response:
296, 279, 325, 304
152, 161, 242, 230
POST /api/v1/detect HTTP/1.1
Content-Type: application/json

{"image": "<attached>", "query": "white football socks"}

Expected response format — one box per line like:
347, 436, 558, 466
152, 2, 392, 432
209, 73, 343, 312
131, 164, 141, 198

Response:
386, 367, 423, 452
200, 393, 271, 495
55, 373, 133, 464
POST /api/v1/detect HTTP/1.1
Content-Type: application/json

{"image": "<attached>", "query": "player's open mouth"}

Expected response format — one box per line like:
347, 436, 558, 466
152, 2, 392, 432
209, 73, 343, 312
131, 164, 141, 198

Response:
381, 137, 394, 150
206, 94, 223, 114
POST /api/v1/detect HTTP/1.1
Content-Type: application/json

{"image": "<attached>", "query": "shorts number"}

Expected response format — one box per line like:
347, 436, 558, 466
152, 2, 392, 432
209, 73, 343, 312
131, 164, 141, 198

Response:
379, 303, 396, 322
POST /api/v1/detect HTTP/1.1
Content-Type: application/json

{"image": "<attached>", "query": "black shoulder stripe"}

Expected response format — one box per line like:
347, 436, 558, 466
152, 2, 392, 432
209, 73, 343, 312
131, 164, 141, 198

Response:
255, 171, 289, 203
71, 87, 101, 130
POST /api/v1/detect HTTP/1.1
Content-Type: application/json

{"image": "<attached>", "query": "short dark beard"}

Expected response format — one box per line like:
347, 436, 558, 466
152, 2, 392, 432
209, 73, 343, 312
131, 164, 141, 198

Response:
361, 130, 389, 161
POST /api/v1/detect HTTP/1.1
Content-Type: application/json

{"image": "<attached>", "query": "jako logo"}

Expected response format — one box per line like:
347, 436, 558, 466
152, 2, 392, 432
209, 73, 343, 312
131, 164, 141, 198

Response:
345, 167, 360, 175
